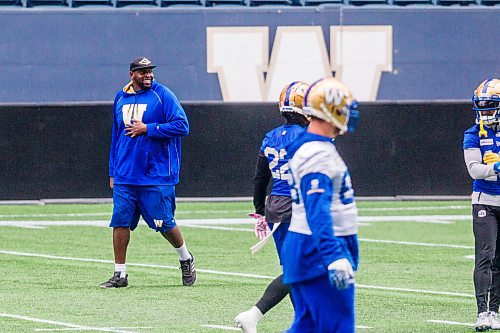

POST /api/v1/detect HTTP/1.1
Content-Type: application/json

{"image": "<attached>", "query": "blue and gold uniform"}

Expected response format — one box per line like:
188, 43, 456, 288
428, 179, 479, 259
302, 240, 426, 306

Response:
464, 124, 500, 195
234, 81, 310, 332
259, 124, 306, 259
463, 79, 500, 331
281, 77, 360, 333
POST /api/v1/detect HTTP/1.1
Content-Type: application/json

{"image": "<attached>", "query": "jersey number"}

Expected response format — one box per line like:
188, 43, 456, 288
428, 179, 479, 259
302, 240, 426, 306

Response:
264, 147, 291, 181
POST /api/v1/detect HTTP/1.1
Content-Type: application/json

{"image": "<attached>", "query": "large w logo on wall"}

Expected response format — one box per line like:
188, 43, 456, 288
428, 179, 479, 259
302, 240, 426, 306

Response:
207, 26, 392, 102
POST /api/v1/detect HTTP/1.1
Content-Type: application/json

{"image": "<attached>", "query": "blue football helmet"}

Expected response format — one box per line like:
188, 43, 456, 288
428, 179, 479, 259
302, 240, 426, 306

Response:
473, 79, 500, 125
279, 81, 310, 116
303, 77, 359, 134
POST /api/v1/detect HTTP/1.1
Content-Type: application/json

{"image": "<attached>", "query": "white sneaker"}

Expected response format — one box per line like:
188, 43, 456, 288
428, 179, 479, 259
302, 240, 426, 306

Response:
476, 311, 491, 332
491, 311, 500, 330
234, 306, 263, 333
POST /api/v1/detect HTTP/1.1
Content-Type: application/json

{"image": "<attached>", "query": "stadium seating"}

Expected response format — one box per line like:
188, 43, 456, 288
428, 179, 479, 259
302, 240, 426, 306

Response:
205, 0, 245, 6
301, 0, 342, 5
70, 0, 112, 6
348, 0, 388, 5
435, 0, 477, 5
391, 0, 432, 5
26, 0, 68, 5
1, 0, 498, 8
0, 0, 22, 6
112, 0, 156, 6
246, 0, 296, 6
158, 0, 203, 6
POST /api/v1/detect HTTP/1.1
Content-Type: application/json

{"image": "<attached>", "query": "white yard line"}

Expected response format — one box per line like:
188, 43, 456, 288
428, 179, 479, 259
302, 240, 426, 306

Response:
201, 324, 372, 331
0, 313, 141, 333
0, 220, 110, 228
0, 205, 470, 218
0, 215, 472, 228
360, 205, 468, 212
358, 285, 474, 298
0, 219, 370, 229
181, 225, 473, 249
359, 215, 463, 224
0, 220, 474, 249
0, 219, 251, 227
0, 250, 475, 299
183, 225, 253, 232
201, 325, 240, 331
427, 319, 474, 327
0, 213, 111, 218
34, 328, 153, 332
180, 225, 473, 249
0, 250, 272, 279
358, 238, 474, 249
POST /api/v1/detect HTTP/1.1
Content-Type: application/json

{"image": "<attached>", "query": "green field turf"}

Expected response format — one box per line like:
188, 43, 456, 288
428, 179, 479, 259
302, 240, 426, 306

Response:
0, 200, 479, 332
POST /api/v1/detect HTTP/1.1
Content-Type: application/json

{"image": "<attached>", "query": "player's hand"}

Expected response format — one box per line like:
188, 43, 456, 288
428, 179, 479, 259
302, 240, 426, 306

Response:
125, 119, 147, 138
248, 213, 269, 240
484, 152, 500, 165
109, 177, 114, 189
328, 258, 355, 290
494, 162, 500, 174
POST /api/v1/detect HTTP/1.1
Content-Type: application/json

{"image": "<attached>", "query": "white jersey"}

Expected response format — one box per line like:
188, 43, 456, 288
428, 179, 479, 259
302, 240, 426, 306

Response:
288, 140, 358, 237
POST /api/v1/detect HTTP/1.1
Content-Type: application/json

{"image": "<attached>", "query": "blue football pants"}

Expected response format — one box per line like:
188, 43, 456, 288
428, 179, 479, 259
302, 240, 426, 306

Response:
287, 274, 355, 333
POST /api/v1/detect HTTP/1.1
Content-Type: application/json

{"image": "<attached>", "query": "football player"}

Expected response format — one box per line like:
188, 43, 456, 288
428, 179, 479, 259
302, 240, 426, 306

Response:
234, 81, 310, 333
281, 77, 359, 333
463, 79, 500, 332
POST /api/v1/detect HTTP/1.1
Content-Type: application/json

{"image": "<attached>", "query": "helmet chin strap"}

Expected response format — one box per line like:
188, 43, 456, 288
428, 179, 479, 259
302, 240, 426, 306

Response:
480, 119, 500, 137
479, 120, 488, 138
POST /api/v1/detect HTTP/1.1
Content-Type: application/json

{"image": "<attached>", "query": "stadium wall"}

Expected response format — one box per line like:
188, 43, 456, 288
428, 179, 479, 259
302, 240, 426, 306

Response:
0, 102, 472, 200
0, 8, 499, 104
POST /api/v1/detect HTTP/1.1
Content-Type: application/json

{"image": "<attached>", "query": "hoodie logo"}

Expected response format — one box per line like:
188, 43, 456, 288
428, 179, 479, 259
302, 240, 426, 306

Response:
122, 104, 147, 125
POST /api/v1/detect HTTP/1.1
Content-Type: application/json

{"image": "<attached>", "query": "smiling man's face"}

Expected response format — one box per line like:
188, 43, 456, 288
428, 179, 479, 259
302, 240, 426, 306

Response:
130, 68, 154, 91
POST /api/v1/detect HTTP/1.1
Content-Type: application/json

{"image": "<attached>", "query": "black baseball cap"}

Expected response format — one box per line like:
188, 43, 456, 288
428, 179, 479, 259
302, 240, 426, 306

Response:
130, 57, 157, 71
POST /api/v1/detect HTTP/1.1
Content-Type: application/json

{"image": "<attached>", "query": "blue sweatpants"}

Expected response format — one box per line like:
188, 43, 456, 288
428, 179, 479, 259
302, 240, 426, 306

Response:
287, 274, 355, 333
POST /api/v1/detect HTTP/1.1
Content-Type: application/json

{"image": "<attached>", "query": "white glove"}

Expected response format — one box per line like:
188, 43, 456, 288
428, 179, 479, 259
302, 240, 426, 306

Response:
327, 258, 355, 290
248, 213, 270, 240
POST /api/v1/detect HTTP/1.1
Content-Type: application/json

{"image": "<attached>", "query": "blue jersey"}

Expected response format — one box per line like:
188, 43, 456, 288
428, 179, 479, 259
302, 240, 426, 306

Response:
464, 124, 500, 195
259, 124, 306, 196
109, 80, 189, 186
281, 131, 359, 284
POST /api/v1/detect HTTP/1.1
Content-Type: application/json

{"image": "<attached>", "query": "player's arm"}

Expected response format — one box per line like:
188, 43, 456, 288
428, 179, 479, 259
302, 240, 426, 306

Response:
253, 153, 271, 215
109, 99, 119, 182
146, 89, 189, 139
300, 172, 350, 266
464, 148, 500, 179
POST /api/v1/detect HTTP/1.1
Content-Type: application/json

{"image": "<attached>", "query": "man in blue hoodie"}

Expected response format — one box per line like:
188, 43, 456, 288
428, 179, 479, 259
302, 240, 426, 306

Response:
100, 57, 196, 289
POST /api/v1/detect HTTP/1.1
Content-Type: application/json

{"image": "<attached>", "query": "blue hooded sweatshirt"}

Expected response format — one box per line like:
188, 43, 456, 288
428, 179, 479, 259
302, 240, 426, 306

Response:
109, 80, 189, 186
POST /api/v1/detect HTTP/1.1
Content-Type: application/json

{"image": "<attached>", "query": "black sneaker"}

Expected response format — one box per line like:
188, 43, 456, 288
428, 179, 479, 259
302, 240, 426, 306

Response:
179, 253, 196, 286
99, 272, 128, 289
